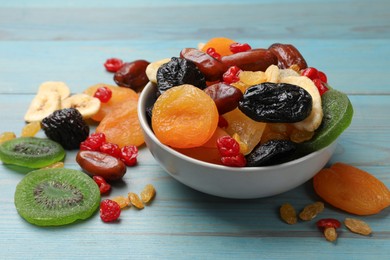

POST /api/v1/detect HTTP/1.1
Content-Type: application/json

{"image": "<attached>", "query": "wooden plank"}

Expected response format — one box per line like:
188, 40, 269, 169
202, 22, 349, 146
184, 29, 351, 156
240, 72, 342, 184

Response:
0, 1, 389, 41
0, 39, 389, 95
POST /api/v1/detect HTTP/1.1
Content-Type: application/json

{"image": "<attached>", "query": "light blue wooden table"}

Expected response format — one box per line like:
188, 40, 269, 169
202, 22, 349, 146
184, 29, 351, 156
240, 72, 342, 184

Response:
1, 0, 389, 259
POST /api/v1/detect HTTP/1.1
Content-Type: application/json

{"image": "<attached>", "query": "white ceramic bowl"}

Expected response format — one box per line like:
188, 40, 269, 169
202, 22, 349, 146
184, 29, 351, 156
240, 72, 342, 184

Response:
138, 82, 337, 199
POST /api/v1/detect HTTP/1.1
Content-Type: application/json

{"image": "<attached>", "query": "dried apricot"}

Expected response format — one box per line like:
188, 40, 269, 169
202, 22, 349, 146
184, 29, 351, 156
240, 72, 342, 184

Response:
201, 37, 235, 57
96, 99, 144, 148
152, 84, 219, 149
84, 83, 138, 121
313, 162, 390, 215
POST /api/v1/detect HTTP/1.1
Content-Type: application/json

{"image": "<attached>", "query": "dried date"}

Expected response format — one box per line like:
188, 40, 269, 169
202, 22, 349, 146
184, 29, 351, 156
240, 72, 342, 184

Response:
238, 82, 312, 123
114, 60, 150, 92
204, 83, 243, 114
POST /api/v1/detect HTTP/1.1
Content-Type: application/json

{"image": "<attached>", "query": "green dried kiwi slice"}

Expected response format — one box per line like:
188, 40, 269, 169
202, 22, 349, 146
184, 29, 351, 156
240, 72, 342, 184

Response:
14, 168, 100, 226
0, 137, 65, 168
298, 87, 353, 154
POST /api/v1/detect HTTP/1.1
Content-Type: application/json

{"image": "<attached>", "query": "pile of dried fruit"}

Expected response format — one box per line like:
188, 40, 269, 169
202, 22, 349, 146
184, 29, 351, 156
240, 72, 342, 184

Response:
144, 37, 354, 167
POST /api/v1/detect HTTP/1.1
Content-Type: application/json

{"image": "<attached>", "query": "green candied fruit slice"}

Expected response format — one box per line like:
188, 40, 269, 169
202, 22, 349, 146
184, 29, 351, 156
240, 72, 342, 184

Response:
298, 87, 353, 154
14, 168, 100, 226
0, 137, 65, 169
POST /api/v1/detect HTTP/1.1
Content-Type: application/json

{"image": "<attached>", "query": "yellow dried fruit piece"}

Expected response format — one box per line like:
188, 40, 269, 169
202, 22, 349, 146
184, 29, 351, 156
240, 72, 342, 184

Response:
21, 121, 41, 137
289, 127, 314, 143
324, 227, 337, 242
140, 184, 156, 204
112, 196, 131, 209
232, 133, 249, 155
299, 201, 324, 221
42, 161, 64, 169
344, 218, 372, 236
280, 203, 297, 225
128, 192, 144, 209
0, 132, 16, 144
232, 71, 267, 93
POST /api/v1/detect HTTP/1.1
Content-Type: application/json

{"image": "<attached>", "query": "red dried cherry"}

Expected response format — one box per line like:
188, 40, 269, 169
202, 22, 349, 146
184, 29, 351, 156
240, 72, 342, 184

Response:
93, 86, 112, 103
120, 145, 138, 166
318, 71, 328, 83
301, 67, 319, 80
104, 58, 124, 73
223, 66, 241, 84
80, 132, 106, 151
93, 176, 111, 194
221, 154, 247, 167
316, 218, 341, 230
100, 142, 121, 158
313, 78, 329, 96
206, 47, 222, 60
216, 136, 240, 157
100, 199, 121, 222
230, 42, 252, 54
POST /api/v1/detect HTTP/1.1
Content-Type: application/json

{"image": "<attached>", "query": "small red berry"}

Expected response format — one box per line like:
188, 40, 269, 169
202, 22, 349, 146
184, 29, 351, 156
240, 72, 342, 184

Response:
318, 71, 328, 83
206, 47, 221, 60
223, 66, 241, 84
93, 176, 111, 194
100, 142, 121, 158
301, 67, 319, 80
230, 42, 252, 53
94, 86, 112, 103
313, 78, 329, 96
80, 132, 106, 151
316, 218, 341, 230
221, 154, 247, 167
104, 58, 124, 73
216, 136, 240, 157
100, 199, 121, 222
120, 145, 138, 166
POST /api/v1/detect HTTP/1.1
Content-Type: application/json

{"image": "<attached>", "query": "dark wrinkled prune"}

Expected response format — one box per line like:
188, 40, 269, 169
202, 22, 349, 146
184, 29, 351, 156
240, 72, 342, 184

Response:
114, 60, 150, 92
238, 82, 312, 123
204, 82, 243, 114
156, 57, 207, 94
245, 140, 296, 167
41, 108, 89, 150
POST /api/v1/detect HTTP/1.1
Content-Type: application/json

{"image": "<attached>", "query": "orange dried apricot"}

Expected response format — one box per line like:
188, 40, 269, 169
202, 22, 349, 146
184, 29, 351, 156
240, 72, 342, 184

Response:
96, 99, 144, 148
201, 37, 235, 57
84, 83, 138, 121
152, 84, 219, 149
174, 127, 228, 165
313, 162, 390, 215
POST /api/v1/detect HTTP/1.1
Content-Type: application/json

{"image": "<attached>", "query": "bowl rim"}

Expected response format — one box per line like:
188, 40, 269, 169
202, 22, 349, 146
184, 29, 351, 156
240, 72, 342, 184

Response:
138, 82, 335, 174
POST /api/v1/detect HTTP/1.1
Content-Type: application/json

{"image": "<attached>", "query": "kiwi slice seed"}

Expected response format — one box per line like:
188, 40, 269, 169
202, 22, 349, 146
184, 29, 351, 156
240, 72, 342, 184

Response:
14, 168, 100, 226
0, 137, 65, 169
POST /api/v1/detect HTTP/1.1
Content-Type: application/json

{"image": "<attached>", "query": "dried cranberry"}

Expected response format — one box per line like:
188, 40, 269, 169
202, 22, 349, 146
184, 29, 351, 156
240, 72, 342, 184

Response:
100, 199, 121, 222
93, 86, 112, 103
301, 67, 319, 80
221, 154, 247, 167
230, 42, 252, 53
104, 58, 124, 73
316, 218, 341, 230
216, 136, 240, 157
313, 78, 329, 96
120, 145, 138, 166
100, 142, 121, 158
93, 176, 111, 194
223, 66, 241, 84
318, 71, 328, 83
206, 47, 221, 60
80, 132, 106, 151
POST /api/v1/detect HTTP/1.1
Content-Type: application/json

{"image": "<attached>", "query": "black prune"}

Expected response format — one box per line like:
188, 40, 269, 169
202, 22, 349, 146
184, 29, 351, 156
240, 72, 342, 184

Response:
41, 108, 89, 150
156, 57, 207, 94
245, 140, 296, 167
238, 82, 312, 123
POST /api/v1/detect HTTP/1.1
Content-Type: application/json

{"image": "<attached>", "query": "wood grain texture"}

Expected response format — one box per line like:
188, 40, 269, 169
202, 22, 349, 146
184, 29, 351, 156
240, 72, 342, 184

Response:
0, 0, 390, 259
